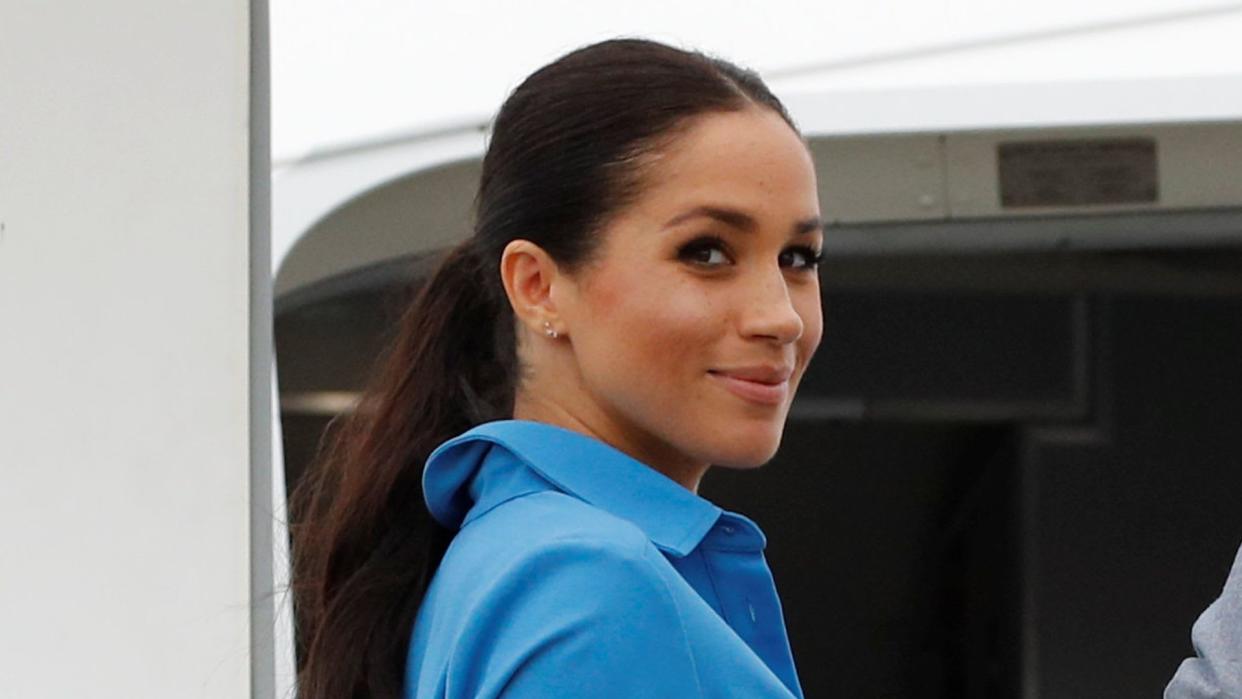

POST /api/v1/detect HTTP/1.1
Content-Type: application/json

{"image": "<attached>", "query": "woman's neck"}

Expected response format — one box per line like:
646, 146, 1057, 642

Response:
512, 389, 710, 493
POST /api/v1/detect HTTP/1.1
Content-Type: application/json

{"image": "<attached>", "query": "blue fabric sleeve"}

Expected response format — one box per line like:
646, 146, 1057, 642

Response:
1165, 540, 1242, 699
447, 536, 705, 698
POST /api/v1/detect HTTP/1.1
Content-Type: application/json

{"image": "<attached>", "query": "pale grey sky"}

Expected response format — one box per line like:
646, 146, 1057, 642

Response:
272, 0, 1242, 159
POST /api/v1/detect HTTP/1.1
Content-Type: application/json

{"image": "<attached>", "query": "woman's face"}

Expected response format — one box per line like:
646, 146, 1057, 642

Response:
545, 106, 823, 490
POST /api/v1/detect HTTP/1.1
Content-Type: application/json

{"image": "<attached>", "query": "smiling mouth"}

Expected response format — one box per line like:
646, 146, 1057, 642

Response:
707, 370, 789, 406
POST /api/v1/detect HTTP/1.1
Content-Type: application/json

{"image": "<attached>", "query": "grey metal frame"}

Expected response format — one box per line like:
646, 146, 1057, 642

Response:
250, 0, 275, 696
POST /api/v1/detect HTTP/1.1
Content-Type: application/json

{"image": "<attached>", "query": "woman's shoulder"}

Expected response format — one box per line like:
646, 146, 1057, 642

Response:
420, 488, 691, 646
410, 493, 707, 698
419, 489, 690, 657
412, 496, 713, 698
446, 489, 660, 575
411, 491, 799, 698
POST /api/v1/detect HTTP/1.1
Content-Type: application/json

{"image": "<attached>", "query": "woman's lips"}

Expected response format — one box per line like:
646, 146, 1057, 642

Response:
708, 371, 789, 406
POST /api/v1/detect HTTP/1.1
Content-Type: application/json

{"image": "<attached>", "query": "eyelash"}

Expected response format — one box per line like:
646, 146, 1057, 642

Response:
677, 235, 823, 272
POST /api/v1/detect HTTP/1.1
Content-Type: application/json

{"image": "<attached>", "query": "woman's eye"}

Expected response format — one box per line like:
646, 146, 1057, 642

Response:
780, 245, 824, 271
678, 238, 732, 267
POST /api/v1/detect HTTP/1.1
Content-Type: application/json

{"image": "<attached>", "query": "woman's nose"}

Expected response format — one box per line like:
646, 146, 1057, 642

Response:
739, 268, 804, 343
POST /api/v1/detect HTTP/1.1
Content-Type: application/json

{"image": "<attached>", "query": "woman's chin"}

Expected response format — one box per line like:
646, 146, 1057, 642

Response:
703, 426, 785, 469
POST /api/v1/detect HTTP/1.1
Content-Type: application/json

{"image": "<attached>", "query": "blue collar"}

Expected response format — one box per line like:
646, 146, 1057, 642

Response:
422, 419, 724, 557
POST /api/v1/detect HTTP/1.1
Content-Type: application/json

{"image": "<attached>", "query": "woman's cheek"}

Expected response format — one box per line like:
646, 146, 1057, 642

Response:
653, 290, 719, 350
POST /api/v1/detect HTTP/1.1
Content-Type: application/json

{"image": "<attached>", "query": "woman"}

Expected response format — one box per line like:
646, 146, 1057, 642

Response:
292, 38, 823, 698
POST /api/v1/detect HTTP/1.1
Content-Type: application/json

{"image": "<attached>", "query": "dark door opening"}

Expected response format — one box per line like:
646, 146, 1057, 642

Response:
276, 248, 1242, 697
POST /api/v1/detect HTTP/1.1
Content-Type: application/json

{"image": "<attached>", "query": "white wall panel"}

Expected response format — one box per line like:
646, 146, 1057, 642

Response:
0, 2, 259, 697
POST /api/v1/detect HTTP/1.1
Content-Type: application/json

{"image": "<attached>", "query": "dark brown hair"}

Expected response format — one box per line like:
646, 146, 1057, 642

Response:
290, 37, 797, 699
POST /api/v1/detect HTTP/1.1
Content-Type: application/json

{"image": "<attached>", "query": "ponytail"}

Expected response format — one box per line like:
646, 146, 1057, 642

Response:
290, 238, 514, 699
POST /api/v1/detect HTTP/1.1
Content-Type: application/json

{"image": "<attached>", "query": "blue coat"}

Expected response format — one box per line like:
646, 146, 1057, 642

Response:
405, 419, 804, 698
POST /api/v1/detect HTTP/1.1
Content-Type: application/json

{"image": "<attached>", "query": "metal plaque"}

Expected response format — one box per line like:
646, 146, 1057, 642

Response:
998, 137, 1158, 208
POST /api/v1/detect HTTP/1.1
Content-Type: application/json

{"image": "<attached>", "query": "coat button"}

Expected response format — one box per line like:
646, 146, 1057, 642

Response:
721, 524, 736, 535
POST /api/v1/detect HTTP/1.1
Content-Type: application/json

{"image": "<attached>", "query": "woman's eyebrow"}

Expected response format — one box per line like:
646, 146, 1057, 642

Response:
664, 205, 822, 237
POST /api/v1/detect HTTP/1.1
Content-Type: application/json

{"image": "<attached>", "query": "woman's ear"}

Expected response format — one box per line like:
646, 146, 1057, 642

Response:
499, 239, 569, 339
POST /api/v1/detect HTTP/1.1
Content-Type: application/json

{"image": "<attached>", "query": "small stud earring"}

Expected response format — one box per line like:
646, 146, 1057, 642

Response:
543, 321, 559, 339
